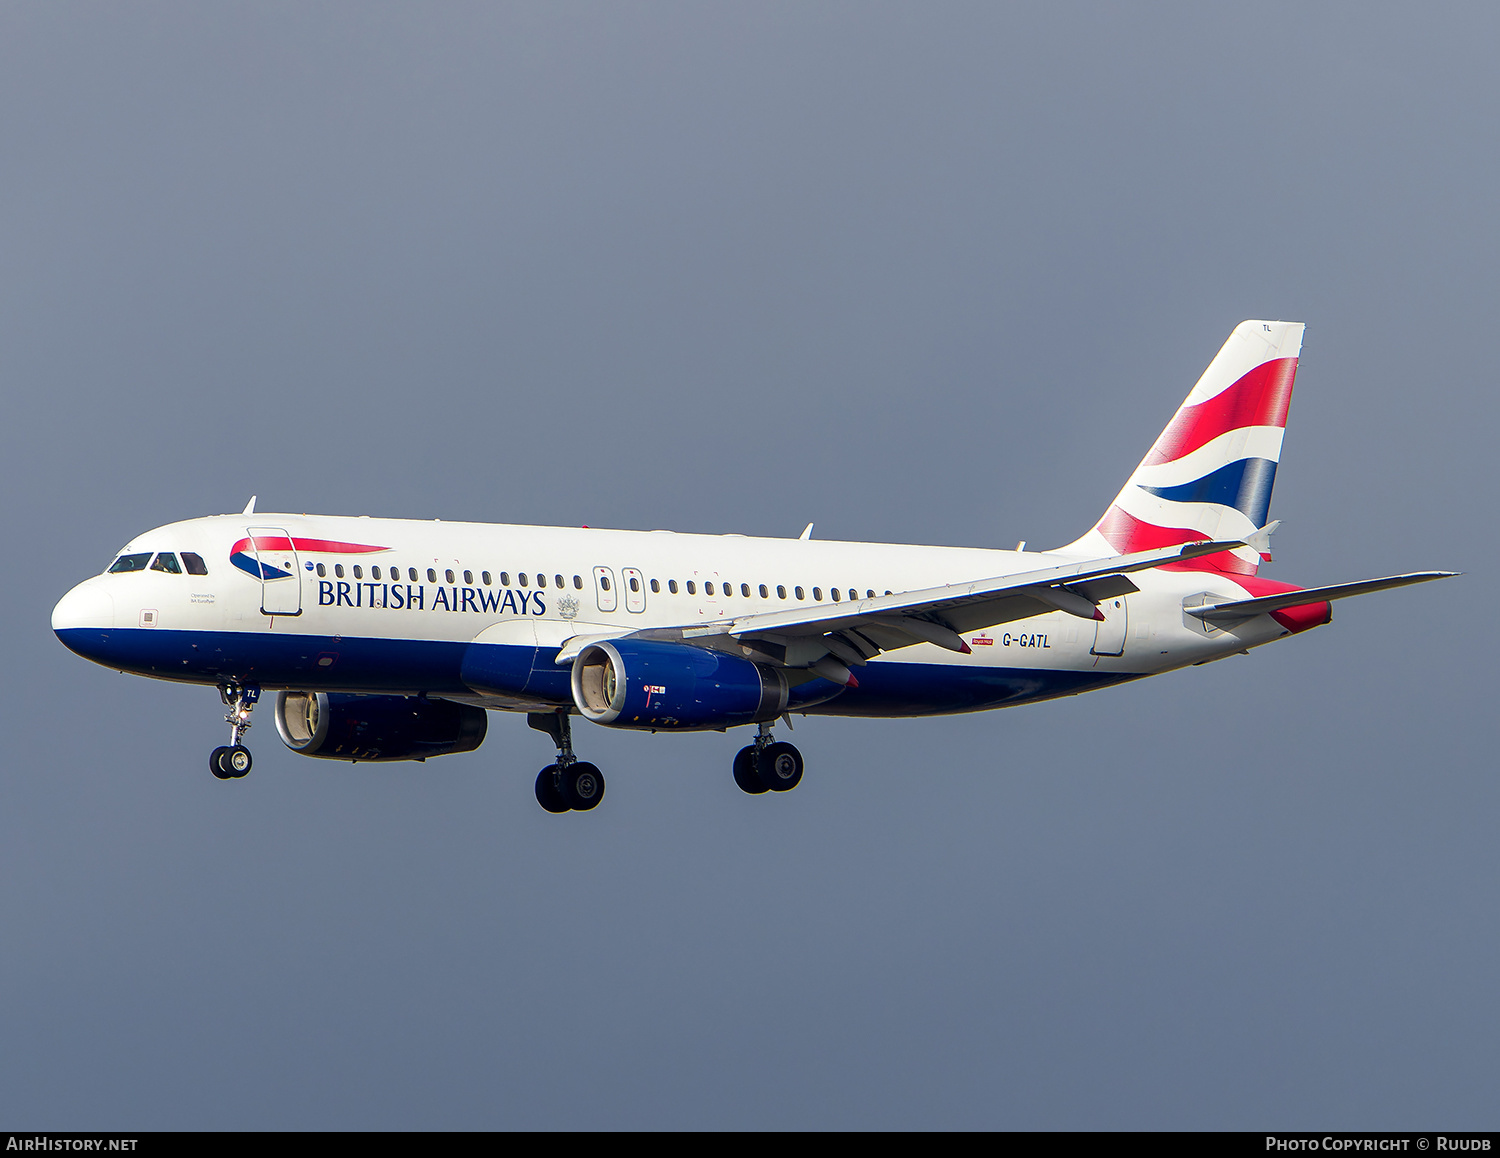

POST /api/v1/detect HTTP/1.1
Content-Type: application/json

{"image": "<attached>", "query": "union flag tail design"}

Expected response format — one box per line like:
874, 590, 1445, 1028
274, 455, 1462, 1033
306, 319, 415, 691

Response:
1059, 320, 1304, 575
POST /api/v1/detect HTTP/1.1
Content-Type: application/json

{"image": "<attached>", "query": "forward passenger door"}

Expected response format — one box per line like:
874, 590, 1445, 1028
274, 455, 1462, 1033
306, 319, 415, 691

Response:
247, 527, 302, 616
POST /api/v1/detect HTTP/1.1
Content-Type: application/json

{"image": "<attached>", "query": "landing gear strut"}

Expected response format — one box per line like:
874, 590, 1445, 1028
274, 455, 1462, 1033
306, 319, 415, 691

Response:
209, 683, 258, 779
734, 720, 803, 794
529, 709, 604, 813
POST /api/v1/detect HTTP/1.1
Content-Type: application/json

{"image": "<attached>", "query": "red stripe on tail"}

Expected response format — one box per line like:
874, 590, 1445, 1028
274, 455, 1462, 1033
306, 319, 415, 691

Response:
1144, 357, 1298, 466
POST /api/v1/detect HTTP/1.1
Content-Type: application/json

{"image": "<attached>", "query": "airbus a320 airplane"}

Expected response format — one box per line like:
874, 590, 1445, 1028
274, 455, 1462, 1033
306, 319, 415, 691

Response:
53, 322, 1453, 812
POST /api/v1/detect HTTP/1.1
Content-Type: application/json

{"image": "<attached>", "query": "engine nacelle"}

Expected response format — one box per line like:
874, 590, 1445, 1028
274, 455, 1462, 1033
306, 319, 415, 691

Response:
571, 640, 788, 730
274, 692, 487, 762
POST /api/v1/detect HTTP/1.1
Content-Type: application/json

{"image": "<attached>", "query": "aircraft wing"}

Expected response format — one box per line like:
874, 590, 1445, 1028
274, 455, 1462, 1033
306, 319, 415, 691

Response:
555, 538, 1249, 679
1185, 571, 1458, 625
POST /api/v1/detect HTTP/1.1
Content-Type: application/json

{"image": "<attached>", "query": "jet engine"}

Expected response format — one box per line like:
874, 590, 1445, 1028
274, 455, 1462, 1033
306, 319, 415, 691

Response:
274, 691, 487, 762
570, 639, 788, 730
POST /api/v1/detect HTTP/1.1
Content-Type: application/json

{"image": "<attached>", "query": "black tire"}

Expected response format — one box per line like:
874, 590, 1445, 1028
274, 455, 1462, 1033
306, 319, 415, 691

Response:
733, 745, 769, 794
209, 746, 234, 780
559, 762, 605, 811
535, 766, 570, 813
759, 741, 803, 792
227, 745, 252, 778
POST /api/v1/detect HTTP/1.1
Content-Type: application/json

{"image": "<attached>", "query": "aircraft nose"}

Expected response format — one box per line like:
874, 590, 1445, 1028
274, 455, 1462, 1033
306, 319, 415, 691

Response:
52, 581, 114, 633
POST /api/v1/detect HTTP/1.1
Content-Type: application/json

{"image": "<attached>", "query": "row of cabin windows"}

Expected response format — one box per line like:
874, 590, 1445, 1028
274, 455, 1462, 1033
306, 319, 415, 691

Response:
659, 581, 888, 602
108, 552, 209, 576
310, 561, 888, 605
107, 551, 891, 605
308, 560, 890, 604
313, 563, 587, 588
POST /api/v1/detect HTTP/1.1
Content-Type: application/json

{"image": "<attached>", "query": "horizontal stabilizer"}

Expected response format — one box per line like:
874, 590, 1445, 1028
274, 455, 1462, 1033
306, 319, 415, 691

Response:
1187, 571, 1458, 625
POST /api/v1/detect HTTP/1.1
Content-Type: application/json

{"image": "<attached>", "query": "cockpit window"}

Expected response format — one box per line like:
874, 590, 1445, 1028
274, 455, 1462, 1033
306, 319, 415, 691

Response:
181, 552, 208, 576
150, 552, 182, 574
108, 553, 152, 573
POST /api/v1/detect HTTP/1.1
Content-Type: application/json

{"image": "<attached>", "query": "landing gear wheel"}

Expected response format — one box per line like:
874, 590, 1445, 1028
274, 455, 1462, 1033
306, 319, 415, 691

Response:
759, 741, 803, 792
535, 766, 570, 813
733, 745, 769, 794
209, 746, 234, 780
226, 745, 252, 777
558, 762, 605, 811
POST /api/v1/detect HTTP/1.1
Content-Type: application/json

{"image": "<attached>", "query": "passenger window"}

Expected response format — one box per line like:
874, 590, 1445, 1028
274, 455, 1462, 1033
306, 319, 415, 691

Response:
464, 570, 473, 585
759, 584, 768, 598
482, 571, 492, 586
315, 563, 326, 577
537, 574, 547, 588
777, 585, 787, 599
573, 575, 583, 589
427, 568, 437, 583
181, 552, 209, 576
372, 566, 382, 580
812, 587, 822, 600
849, 589, 857, 601
335, 565, 345, 579
742, 583, 751, 597
519, 572, 529, 586
599, 576, 609, 591
795, 586, 805, 600
354, 565, 363, 579
445, 569, 455, 584
867, 590, 875, 599
831, 588, 840, 601
686, 581, 696, 594
500, 572, 510, 586
668, 580, 678, 594
650, 579, 660, 593
705, 581, 715, 595
150, 552, 182, 574
555, 575, 564, 589
628, 577, 639, 593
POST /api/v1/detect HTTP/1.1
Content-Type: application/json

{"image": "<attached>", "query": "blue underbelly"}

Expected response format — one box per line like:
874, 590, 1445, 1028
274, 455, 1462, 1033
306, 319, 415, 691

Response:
56, 627, 1140, 715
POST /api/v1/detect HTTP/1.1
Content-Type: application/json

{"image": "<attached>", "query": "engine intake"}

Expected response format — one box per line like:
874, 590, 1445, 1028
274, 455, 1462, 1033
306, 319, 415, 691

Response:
274, 691, 487, 762
571, 640, 788, 730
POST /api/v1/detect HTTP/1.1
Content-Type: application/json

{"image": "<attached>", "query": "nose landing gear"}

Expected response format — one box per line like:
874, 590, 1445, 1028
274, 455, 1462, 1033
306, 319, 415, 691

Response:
733, 720, 804, 794
210, 683, 258, 779
529, 709, 604, 813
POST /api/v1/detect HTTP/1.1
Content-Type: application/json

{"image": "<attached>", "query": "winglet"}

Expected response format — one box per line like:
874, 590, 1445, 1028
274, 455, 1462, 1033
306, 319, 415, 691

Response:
242, 495, 257, 516
799, 523, 814, 541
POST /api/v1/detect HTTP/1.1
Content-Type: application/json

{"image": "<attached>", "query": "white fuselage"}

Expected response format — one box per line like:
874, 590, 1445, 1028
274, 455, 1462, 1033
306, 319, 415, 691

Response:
53, 512, 1296, 718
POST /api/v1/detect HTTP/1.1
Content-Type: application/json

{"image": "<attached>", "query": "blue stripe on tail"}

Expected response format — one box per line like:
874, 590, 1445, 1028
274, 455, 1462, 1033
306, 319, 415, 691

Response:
1140, 457, 1277, 527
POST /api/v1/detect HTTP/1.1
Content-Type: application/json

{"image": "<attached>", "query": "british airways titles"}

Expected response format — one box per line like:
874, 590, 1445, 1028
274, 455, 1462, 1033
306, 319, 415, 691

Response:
318, 579, 548, 616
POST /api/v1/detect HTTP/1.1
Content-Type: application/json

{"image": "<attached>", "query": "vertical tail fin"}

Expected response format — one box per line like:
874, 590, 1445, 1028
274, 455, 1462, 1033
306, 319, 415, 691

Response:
1059, 320, 1304, 575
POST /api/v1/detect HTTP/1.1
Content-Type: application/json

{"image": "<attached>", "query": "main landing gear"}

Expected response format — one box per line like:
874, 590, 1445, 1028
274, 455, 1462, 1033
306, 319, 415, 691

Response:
529, 710, 604, 814
733, 721, 804, 795
209, 683, 259, 780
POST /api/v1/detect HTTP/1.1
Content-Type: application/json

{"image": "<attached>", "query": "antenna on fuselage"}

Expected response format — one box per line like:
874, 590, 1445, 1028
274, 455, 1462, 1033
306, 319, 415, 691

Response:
242, 495, 257, 516
799, 523, 814, 540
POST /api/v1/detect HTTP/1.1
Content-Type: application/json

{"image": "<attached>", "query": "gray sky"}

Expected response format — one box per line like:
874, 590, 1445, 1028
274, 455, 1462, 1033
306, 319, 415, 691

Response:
2, 2, 1495, 1129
